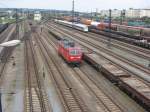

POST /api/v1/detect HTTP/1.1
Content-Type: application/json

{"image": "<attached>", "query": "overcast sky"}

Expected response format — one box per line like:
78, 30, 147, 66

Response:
0, 0, 150, 12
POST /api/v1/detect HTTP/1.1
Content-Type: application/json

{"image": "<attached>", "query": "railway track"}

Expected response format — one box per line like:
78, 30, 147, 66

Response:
48, 22, 150, 68
88, 31, 150, 55
0, 24, 17, 79
43, 33, 124, 112
51, 22, 150, 60
24, 33, 50, 112
89, 28, 150, 49
34, 32, 89, 112
41, 27, 147, 112
44, 23, 150, 109
0, 24, 16, 43
46, 23, 150, 83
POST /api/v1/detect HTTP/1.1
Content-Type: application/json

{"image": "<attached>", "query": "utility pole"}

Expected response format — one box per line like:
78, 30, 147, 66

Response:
107, 9, 112, 48
120, 9, 125, 25
91, 10, 93, 20
16, 8, 19, 39
27, 10, 29, 19
72, 0, 75, 20
72, 0, 75, 28
109, 9, 112, 31
120, 11, 123, 25
95, 8, 98, 21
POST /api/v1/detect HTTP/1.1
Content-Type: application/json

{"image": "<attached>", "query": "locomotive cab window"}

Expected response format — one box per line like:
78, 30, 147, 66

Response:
70, 50, 81, 55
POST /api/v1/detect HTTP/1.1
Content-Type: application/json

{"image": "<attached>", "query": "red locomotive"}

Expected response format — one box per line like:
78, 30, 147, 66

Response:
58, 39, 83, 64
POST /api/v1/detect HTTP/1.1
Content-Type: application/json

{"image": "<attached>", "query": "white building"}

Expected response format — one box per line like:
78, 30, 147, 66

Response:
100, 10, 109, 17
125, 9, 150, 18
125, 9, 141, 18
140, 9, 150, 17
112, 9, 121, 18
100, 9, 122, 18
99, 9, 150, 18
34, 13, 41, 21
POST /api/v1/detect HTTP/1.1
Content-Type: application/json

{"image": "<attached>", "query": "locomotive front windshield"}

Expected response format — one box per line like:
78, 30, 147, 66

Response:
70, 49, 81, 55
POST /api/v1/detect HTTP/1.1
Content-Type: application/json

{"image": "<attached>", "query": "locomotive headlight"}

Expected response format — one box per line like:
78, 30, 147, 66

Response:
70, 57, 74, 59
70, 56, 81, 59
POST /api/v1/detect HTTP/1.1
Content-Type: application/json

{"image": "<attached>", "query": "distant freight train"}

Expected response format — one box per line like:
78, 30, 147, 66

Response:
54, 19, 150, 48
80, 19, 150, 42
58, 39, 83, 64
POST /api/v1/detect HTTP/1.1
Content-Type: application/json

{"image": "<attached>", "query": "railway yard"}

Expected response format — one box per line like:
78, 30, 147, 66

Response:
0, 19, 149, 112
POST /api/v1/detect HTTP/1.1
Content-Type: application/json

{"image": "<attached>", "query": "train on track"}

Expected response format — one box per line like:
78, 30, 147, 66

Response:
58, 38, 83, 64
54, 19, 150, 48
60, 17, 150, 41
80, 19, 150, 42
84, 54, 150, 110
54, 19, 88, 32
0, 23, 9, 34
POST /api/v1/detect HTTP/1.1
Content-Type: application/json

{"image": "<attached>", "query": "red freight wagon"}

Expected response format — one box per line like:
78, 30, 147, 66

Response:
58, 39, 83, 64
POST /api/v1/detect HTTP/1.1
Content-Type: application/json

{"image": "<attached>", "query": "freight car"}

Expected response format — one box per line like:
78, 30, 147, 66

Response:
141, 28, 150, 42
80, 18, 92, 25
117, 25, 143, 38
55, 19, 88, 32
119, 77, 150, 109
0, 23, 9, 34
83, 53, 150, 110
80, 19, 150, 40
58, 39, 83, 64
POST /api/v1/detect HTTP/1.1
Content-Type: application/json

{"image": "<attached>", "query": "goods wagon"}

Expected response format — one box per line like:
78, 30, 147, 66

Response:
117, 25, 142, 37
58, 39, 83, 64
88, 21, 105, 30
83, 53, 150, 110
63, 16, 73, 22
80, 18, 92, 25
